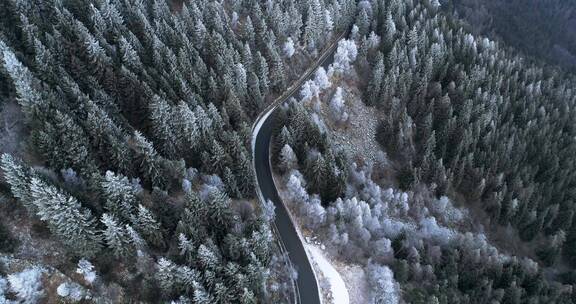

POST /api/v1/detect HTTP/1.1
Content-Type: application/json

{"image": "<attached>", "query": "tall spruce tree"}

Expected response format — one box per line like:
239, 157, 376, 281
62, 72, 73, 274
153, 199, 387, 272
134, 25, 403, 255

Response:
29, 177, 102, 257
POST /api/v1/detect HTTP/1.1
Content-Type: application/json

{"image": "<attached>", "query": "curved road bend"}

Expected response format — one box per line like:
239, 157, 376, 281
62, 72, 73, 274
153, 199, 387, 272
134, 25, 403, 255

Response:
252, 32, 347, 304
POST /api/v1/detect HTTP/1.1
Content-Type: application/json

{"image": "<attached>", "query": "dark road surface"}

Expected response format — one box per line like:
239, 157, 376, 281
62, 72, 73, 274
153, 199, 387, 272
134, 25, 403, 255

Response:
252, 33, 346, 304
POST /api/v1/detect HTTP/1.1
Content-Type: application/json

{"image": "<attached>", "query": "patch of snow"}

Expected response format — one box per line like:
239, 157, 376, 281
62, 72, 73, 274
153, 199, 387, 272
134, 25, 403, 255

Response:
320, 84, 383, 163
307, 245, 349, 304
337, 264, 373, 304
57, 284, 69, 297
57, 282, 84, 302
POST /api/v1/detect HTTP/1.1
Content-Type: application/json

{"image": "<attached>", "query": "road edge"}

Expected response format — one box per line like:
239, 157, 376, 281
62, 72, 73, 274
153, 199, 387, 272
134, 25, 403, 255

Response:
251, 31, 348, 304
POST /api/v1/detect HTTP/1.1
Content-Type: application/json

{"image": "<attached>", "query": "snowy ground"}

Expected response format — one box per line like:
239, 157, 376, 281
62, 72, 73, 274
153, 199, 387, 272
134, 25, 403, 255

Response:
333, 263, 372, 304
306, 244, 349, 304
320, 80, 383, 165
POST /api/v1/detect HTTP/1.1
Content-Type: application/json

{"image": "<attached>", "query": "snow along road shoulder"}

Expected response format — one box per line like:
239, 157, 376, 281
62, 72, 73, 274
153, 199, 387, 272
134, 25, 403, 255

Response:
306, 244, 350, 304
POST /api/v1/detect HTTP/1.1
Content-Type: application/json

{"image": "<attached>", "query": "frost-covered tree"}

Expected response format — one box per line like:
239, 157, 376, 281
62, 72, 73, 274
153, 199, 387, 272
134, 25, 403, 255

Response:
132, 131, 166, 189
329, 87, 348, 124
156, 257, 178, 294
366, 57, 384, 106
355, 7, 371, 38
247, 71, 264, 116
0, 276, 9, 303
314, 67, 331, 90
1, 154, 35, 212
0, 41, 46, 120
279, 144, 298, 172
134, 204, 164, 248
101, 213, 133, 259
286, 172, 310, 204
300, 80, 320, 103
126, 224, 146, 250
76, 259, 97, 285
383, 12, 396, 49
223, 167, 241, 199
283, 37, 295, 58
29, 177, 102, 257
268, 48, 286, 92
330, 39, 358, 77
303, 3, 320, 51
33, 110, 98, 178
101, 171, 139, 222
367, 32, 381, 49
149, 95, 178, 158
372, 238, 395, 263
262, 199, 276, 223
7, 267, 45, 304
0, 0, 362, 301
324, 10, 334, 33
367, 263, 400, 304
301, 196, 326, 229
285, 171, 325, 229
254, 51, 270, 96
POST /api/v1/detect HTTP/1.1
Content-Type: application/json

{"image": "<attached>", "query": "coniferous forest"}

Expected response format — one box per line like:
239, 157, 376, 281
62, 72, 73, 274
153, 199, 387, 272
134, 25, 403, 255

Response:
1, 0, 576, 303
271, 0, 576, 303
442, 0, 576, 70
0, 0, 355, 302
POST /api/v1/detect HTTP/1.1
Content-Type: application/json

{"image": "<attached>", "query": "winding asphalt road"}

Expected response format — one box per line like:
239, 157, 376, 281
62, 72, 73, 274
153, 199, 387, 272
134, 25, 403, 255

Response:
251, 32, 347, 304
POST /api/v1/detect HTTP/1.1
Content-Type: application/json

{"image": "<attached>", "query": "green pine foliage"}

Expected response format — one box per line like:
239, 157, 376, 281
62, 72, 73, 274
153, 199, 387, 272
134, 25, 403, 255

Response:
267, 0, 576, 302
363, 0, 576, 259
0, 0, 357, 301
349, 0, 576, 302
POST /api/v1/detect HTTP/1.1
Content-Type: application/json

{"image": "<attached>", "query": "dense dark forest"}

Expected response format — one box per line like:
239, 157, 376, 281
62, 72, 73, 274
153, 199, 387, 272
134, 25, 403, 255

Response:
0, 0, 355, 302
365, 0, 576, 301
442, 0, 576, 70
269, 0, 576, 303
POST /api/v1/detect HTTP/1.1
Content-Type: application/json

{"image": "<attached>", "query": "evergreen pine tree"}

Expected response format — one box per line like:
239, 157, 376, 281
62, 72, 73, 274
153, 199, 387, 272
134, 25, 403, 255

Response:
134, 204, 164, 248
29, 177, 101, 257
132, 131, 166, 189
1, 154, 35, 212
254, 51, 270, 96
101, 213, 133, 259
366, 57, 385, 106
223, 167, 242, 199
101, 171, 138, 222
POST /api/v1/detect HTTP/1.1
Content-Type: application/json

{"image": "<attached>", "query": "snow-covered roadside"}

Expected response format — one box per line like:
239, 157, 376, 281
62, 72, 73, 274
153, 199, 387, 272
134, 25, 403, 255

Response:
274, 169, 371, 304
335, 264, 372, 304
306, 244, 350, 304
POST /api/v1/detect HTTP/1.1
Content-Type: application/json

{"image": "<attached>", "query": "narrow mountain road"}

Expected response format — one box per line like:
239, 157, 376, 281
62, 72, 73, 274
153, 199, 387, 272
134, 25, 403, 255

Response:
251, 32, 347, 304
